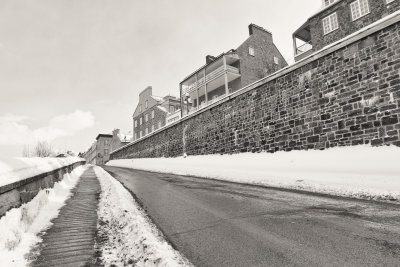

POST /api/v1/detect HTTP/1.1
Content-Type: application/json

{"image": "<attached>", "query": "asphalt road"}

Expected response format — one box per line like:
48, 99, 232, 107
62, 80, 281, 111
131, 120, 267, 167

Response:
103, 166, 400, 267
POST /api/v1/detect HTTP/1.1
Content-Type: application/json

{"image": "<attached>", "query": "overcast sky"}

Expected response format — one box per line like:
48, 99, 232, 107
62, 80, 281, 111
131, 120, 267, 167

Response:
0, 0, 321, 157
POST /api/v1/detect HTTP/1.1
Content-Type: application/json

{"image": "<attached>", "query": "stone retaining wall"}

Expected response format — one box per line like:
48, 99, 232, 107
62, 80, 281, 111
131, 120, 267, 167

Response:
0, 161, 85, 217
111, 14, 400, 160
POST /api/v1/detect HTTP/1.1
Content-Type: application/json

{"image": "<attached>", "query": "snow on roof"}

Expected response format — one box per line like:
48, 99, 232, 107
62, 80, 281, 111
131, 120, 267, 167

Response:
157, 106, 168, 113
117, 133, 133, 143
150, 95, 164, 102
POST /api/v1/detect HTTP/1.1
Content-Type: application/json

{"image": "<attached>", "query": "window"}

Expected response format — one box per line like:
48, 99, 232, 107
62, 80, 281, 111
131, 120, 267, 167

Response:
135, 133, 137, 140
141, 130, 144, 137
322, 12, 339, 35
152, 124, 154, 132
170, 106, 175, 113
248, 47, 255, 56
350, 0, 370, 21
324, 0, 337, 7
145, 128, 148, 135
145, 114, 148, 122
145, 100, 148, 109
151, 110, 155, 119
158, 121, 162, 129
140, 117, 142, 125
134, 120, 137, 127
274, 57, 280, 65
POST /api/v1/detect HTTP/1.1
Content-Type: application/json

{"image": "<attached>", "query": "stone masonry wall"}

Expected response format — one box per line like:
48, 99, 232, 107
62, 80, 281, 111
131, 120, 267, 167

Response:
0, 161, 85, 217
112, 19, 400, 160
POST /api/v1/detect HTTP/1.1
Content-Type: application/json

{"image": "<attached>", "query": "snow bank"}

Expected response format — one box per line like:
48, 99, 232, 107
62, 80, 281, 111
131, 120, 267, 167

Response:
0, 157, 84, 188
0, 165, 86, 266
94, 166, 192, 267
107, 145, 400, 201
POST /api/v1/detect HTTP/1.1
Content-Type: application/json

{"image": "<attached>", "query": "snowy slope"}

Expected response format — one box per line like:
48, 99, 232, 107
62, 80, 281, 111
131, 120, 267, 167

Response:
107, 145, 400, 201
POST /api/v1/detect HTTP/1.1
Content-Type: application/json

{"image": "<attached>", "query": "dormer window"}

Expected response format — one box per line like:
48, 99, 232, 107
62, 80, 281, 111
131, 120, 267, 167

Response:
248, 47, 255, 56
145, 100, 148, 109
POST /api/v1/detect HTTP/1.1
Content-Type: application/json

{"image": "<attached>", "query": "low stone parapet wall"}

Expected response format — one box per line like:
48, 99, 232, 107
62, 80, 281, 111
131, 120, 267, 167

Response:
0, 160, 85, 217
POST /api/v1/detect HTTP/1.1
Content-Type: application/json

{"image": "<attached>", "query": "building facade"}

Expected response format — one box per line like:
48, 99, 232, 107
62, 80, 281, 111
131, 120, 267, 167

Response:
132, 86, 180, 141
83, 134, 113, 165
293, 0, 400, 61
179, 23, 288, 115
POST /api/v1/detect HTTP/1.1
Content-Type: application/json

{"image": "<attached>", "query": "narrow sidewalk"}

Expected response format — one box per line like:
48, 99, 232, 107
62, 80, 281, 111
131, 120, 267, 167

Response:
32, 166, 100, 267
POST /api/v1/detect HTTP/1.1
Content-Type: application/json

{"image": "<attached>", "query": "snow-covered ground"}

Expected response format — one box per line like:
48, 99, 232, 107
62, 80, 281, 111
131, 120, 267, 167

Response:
107, 145, 400, 202
0, 156, 84, 187
94, 166, 192, 267
0, 165, 86, 266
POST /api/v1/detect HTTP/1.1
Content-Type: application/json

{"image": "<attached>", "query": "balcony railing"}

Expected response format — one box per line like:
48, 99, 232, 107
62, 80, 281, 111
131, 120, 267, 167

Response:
184, 65, 240, 94
296, 41, 313, 56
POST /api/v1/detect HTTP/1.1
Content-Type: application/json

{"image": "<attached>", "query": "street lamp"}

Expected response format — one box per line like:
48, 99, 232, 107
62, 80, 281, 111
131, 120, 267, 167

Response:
184, 92, 191, 116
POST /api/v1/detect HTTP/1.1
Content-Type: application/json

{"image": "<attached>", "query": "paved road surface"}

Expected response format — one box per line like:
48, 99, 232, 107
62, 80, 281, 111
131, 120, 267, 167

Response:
103, 166, 400, 267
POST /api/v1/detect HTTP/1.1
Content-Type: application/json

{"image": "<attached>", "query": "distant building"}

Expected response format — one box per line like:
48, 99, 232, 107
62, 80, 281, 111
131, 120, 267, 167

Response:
83, 134, 112, 165
180, 23, 288, 115
293, 0, 400, 61
110, 129, 132, 152
132, 86, 180, 140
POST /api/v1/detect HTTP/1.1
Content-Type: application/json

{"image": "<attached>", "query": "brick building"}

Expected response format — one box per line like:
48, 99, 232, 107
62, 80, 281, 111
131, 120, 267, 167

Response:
83, 134, 113, 165
110, 129, 132, 152
133, 86, 180, 141
180, 23, 288, 115
293, 0, 400, 61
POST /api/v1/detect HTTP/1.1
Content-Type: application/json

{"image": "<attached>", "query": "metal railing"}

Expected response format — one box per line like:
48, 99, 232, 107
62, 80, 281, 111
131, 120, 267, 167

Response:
296, 42, 313, 55
184, 65, 240, 94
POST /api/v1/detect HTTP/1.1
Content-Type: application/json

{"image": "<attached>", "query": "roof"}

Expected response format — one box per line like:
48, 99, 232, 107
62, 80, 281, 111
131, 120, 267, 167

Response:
117, 133, 133, 143
157, 106, 168, 113
180, 49, 237, 83
150, 95, 164, 102
96, 134, 113, 140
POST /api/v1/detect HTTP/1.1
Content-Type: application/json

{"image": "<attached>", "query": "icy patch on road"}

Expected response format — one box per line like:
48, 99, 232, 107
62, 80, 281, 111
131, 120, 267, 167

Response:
0, 165, 86, 266
94, 166, 192, 267
107, 145, 400, 202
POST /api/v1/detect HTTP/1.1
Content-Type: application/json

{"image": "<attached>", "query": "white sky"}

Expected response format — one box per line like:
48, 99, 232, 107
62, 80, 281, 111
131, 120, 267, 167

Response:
0, 0, 321, 157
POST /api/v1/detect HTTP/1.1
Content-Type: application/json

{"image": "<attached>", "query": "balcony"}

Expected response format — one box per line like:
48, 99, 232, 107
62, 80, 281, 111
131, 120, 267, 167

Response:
180, 53, 241, 116
293, 22, 313, 61
184, 64, 240, 94
296, 41, 313, 56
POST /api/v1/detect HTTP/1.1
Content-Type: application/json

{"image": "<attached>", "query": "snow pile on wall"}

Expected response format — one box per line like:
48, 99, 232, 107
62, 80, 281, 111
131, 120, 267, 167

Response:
0, 157, 84, 187
107, 145, 400, 201
0, 166, 86, 266
94, 166, 192, 267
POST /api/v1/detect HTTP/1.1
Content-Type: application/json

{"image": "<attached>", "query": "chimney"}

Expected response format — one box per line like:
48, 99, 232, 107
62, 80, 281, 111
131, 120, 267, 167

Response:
248, 24, 272, 39
206, 55, 216, 64
112, 129, 120, 136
